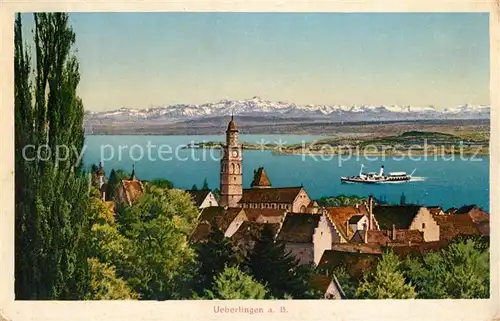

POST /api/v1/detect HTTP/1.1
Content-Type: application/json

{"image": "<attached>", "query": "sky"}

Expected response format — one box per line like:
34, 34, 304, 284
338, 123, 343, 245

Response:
21, 13, 490, 111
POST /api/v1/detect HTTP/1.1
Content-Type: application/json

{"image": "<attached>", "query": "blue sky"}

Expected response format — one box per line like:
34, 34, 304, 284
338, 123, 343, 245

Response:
21, 13, 490, 111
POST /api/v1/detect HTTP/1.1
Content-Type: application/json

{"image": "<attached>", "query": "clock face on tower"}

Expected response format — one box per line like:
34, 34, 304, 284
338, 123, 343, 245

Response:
232, 150, 239, 157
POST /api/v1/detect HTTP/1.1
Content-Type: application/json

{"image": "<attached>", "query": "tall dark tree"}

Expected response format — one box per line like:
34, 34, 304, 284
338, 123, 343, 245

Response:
191, 184, 198, 191
193, 228, 241, 295
15, 13, 91, 299
201, 178, 209, 190
106, 169, 119, 201
245, 225, 307, 298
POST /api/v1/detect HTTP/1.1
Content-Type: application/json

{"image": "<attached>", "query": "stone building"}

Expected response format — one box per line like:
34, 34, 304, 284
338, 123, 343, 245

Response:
373, 205, 440, 242
218, 117, 319, 213
219, 115, 243, 208
92, 162, 108, 201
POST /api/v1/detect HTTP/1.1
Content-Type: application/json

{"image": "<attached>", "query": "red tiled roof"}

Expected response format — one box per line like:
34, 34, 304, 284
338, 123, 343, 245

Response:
122, 180, 144, 205
276, 213, 321, 243
326, 206, 362, 240
351, 230, 391, 245
433, 214, 484, 241
386, 241, 449, 259
231, 221, 280, 246
190, 207, 244, 243
190, 222, 212, 243
392, 229, 425, 243
331, 242, 383, 254
250, 167, 272, 187
199, 206, 243, 232
185, 189, 212, 207
244, 208, 286, 221
318, 250, 381, 279
427, 206, 443, 216
239, 187, 303, 204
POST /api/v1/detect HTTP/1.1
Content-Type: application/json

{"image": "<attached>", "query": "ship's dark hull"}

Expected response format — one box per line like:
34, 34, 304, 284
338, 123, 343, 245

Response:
340, 176, 410, 184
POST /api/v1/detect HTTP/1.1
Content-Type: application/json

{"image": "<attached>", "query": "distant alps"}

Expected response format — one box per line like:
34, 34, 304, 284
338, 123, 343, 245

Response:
84, 96, 490, 124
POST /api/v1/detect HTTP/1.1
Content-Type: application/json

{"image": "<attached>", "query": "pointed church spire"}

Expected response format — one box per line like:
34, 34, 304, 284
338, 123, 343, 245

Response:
96, 160, 105, 176
130, 164, 136, 181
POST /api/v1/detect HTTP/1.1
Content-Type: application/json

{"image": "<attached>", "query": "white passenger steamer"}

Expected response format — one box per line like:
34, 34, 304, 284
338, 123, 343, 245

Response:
340, 165, 416, 184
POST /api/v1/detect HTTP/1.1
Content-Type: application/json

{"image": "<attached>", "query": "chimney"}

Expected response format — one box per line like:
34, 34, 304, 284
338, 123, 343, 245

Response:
392, 224, 396, 241
368, 195, 374, 230
364, 227, 368, 244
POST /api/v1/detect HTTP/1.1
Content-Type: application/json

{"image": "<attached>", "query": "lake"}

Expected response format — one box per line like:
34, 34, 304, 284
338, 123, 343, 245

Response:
83, 135, 490, 212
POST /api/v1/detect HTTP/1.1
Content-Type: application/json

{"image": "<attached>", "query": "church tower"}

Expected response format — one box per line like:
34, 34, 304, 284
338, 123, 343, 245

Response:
219, 115, 243, 208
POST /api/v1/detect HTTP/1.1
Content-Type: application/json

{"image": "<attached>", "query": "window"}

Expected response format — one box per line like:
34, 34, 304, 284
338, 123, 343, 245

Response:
422, 223, 426, 229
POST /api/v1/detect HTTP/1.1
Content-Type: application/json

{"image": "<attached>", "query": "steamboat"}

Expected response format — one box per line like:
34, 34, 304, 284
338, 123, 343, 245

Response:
341, 165, 416, 184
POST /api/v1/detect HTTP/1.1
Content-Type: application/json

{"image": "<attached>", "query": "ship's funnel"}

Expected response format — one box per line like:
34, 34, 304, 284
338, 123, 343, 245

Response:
379, 165, 384, 176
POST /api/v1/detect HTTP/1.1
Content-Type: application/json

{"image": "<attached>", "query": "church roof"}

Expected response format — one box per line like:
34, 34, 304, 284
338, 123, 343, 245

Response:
121, 180, 144, 205
239, 186, 303, 204
250, 167, 272, 188
226, 116, 238, 132
96, 162, 105, 176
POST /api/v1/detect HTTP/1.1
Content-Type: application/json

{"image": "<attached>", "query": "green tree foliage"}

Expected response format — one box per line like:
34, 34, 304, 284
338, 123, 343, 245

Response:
85, 258, 139, 300
316, 194, 370, 207
204, 266, 267, 300
356, 251, 416, 299
193, 228, 242, 295
87, 187, 132, 277
331, 266, 358, 299
245, 225, 307, 299
15, 13, 91, 299
118, 187, 199, 299
149, 179, 174, 189
405, 238, 489, 299
212, 188, 221, 201
201, 178, 209, 190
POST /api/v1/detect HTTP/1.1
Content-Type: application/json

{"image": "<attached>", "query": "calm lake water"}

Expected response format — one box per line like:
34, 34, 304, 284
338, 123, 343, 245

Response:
83, 135, 490, 212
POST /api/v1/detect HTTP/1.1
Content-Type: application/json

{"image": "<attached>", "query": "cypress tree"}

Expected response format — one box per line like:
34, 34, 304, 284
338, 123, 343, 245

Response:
194, 228, 241, 294
15, 13, 91, 299
106, 169, 120, 201
245, 225, 306, 298
201, 179, 209, 190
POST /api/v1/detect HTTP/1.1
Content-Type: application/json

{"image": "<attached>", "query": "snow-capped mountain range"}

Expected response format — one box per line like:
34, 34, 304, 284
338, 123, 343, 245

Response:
84, 96, 490, 123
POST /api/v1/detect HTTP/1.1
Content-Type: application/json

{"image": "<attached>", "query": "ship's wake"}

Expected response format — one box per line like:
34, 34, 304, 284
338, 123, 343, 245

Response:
410, 176, 427, 182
